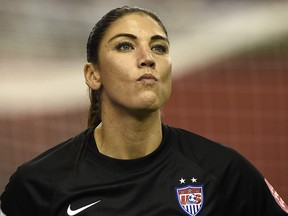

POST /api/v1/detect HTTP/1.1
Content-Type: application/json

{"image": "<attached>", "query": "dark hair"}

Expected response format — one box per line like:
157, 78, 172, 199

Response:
86, 5, 168, 127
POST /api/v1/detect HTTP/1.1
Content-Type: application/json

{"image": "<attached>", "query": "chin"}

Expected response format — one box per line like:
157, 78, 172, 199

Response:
136, 101, 166, 115
129, 92, 169, 114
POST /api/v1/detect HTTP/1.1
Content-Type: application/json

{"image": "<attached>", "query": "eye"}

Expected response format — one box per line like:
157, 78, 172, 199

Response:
151, 44, 168, 54
115, 42, 134, 52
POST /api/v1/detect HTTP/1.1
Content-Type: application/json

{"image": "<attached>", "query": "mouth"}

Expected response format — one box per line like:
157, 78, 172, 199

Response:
137, 73, 158, 82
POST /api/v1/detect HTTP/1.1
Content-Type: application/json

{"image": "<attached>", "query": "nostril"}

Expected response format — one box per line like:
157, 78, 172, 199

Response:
140, 61, 155, 68
150, 62, 155, 68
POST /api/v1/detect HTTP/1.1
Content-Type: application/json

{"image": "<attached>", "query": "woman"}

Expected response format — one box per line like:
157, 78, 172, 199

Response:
1, 5, 287, 216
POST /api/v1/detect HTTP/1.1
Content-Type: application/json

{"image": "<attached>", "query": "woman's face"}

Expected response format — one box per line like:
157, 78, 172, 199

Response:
97, 13, 172, 115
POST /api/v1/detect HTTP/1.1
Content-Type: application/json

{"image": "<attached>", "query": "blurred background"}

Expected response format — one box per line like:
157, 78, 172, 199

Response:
0, 0, 287, 202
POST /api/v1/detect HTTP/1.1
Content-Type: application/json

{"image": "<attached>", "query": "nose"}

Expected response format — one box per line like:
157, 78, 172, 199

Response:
138, 47, 156, 69
140, 59, 155, 68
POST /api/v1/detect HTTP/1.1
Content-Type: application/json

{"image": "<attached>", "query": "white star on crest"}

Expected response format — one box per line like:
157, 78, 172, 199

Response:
191, 177, 197, 183
179, 178, 186, 184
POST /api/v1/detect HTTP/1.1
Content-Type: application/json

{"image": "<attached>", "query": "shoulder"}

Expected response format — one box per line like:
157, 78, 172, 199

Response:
166, 125, 288, 215
23, 129, 86, 174
17, 127, 92, 181
0, 128, 90, 215
166, 125, 262, 182
166, 125, 241, 166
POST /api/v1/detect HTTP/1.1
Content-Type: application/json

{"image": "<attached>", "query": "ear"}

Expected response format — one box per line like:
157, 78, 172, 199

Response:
84, 63, 101, 90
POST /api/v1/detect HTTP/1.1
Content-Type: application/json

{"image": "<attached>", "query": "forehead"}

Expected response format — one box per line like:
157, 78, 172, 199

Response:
103, 13, 167, 41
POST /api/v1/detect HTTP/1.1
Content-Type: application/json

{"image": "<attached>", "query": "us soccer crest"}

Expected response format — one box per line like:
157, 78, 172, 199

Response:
176, 185, 204, 216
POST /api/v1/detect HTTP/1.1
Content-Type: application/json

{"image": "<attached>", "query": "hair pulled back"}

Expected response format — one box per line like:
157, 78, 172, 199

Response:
86, 5, 168, 127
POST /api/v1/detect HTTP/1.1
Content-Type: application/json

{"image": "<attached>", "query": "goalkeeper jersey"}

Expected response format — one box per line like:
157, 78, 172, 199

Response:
1, 124, 287, 216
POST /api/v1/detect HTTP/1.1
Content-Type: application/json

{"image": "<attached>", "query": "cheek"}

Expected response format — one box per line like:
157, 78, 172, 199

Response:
99, 56, 122, 80
99, 56, 133, 92
164, 73, 172, 100
158, 63, 172, 104
164, 65, 173, 98
162, 63, 172, 87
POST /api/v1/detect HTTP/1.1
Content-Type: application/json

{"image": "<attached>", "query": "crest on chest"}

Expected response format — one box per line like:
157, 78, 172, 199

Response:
176, 185, 204, 216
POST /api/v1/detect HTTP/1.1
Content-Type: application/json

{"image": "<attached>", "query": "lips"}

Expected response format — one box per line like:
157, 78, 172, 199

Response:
137, 73, 158, 81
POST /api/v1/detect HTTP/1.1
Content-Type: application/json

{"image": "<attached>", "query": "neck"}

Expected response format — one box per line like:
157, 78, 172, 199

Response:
94, 108, 163, 160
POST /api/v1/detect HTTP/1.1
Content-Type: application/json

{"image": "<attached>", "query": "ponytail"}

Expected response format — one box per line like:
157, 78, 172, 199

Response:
87, 89, 102, 127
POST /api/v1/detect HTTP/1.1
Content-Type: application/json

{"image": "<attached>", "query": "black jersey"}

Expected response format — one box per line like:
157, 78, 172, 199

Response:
1, 124, 287, 216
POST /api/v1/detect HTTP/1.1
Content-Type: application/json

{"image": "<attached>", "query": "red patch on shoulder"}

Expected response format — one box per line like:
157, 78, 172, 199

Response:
265, 178, 288, 213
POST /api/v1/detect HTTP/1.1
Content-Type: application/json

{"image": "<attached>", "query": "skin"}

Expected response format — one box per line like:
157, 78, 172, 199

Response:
84, 13, 172, 159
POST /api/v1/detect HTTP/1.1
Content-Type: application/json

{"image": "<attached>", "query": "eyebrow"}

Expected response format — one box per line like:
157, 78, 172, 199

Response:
108, 33, 169, 44
151, 35, 170, 44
